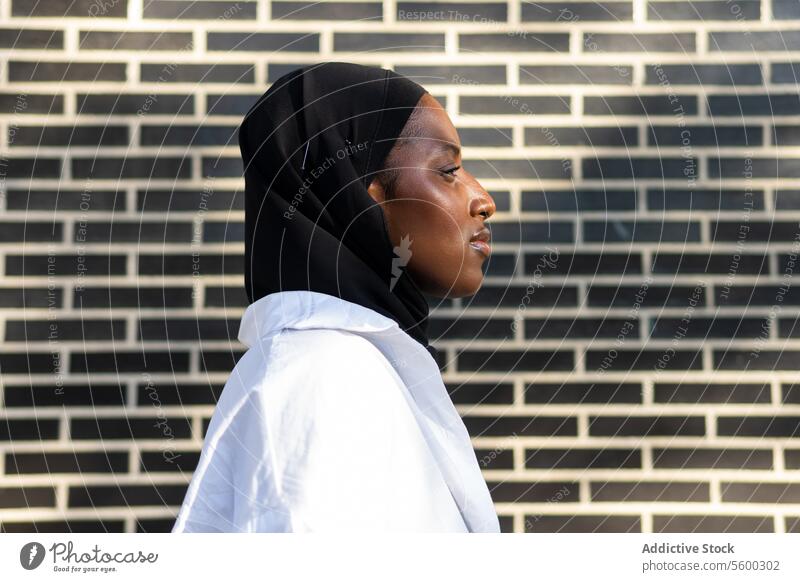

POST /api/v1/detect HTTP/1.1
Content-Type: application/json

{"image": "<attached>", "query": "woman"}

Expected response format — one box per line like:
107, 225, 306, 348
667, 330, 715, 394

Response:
173, 62, 498, 532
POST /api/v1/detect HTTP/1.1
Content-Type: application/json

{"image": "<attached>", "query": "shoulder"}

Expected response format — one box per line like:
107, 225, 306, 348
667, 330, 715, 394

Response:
276, 328, 395, 372
267, 328, 406, 411
277, 327, 383, 355
210, 327, 411, 451
219, 326, 392, 391
215, 328, 406, 424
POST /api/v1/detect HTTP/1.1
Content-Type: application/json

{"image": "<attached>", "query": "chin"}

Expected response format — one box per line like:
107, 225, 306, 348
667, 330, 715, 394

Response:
442, 271, 485, 298
413, 258, 485, 298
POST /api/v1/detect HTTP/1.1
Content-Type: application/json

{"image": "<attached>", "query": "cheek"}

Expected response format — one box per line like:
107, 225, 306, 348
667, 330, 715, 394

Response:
393, 200, 473, 283
393, 198, 462, 251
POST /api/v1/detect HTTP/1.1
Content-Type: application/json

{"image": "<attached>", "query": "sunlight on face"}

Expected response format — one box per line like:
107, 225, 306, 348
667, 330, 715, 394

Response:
368, 94, 496, 298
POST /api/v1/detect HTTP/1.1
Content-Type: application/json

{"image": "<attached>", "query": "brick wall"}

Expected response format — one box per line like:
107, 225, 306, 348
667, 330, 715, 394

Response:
1, 0, 799, 533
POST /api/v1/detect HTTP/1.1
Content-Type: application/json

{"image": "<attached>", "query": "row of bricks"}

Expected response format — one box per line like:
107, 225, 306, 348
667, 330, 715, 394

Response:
3, 479, 800, 508
1, 414, 800, 437
11, 0, 800, 23
6, 283, 800, 309
4, 314, 800, 341
7, 92, 800, 116
6, 219, 800, 244
2, 252, 800, 276
4, 152, 800, 179
7, 348, 800, 372
0, 380, 798, 405
7, 188, 800, 212
1, 514, 799, 534
10, 29, 800, 53
3, 446, 800, 473
12, 62, 800, 87
7, 156, 800, 179
10, 122, 800, 147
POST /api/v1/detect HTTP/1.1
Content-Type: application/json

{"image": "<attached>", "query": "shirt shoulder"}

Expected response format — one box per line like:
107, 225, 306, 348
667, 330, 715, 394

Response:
260, 327, 409, 432
273, 327, 403, 385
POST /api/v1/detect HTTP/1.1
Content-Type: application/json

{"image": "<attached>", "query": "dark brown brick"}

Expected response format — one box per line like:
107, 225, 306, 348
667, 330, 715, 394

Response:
12, 0, 127, 17
653, 514, 773, 533
721, 483, 800, 503
652, 448, 773, 470
592, 481, 709, 502
68, 484, 188, 507
489, 481, 578, 504
525, 514, 641, 532
464, 415, 577, 437
589, 416, 706, 437
525, 448, 641, 469
6, 452, 128, 474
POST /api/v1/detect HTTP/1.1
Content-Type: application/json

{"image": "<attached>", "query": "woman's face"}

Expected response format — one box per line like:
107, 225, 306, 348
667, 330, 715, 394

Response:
368, 93, 496, 298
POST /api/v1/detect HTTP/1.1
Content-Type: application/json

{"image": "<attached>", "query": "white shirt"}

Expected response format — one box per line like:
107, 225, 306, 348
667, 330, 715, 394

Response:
172, 290, 500, 533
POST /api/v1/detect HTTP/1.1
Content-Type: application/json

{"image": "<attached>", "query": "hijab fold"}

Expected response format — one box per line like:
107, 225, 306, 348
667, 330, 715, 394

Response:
238, 61, 438, 360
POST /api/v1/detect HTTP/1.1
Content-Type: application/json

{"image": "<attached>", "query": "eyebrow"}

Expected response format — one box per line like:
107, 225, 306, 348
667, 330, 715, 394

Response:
431, 141, 461, 158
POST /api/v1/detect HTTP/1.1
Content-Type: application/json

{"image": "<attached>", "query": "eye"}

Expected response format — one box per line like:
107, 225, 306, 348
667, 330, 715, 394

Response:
440, 165, 461, 177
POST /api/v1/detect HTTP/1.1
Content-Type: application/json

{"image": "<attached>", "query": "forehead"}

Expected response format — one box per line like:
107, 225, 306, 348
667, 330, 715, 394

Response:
411, 94, 460, 151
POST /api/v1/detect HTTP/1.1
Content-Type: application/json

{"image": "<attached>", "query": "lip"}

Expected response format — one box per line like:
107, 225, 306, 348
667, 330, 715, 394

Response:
469, 227, 492, 257
469, 240, 491, 257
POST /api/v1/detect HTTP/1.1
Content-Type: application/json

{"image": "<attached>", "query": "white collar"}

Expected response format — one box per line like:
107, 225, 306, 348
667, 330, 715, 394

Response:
238, 290, 407, 347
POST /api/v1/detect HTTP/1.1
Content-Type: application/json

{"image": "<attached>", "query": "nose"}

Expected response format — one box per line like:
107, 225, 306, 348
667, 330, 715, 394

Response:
467, 173, 496, 220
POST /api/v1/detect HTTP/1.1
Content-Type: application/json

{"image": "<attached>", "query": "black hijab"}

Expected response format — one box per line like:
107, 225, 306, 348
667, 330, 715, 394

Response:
238, 61, 438, 360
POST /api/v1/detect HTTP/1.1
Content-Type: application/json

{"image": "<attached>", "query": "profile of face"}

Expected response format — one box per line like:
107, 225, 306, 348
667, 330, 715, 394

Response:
367, 93, 496, 299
